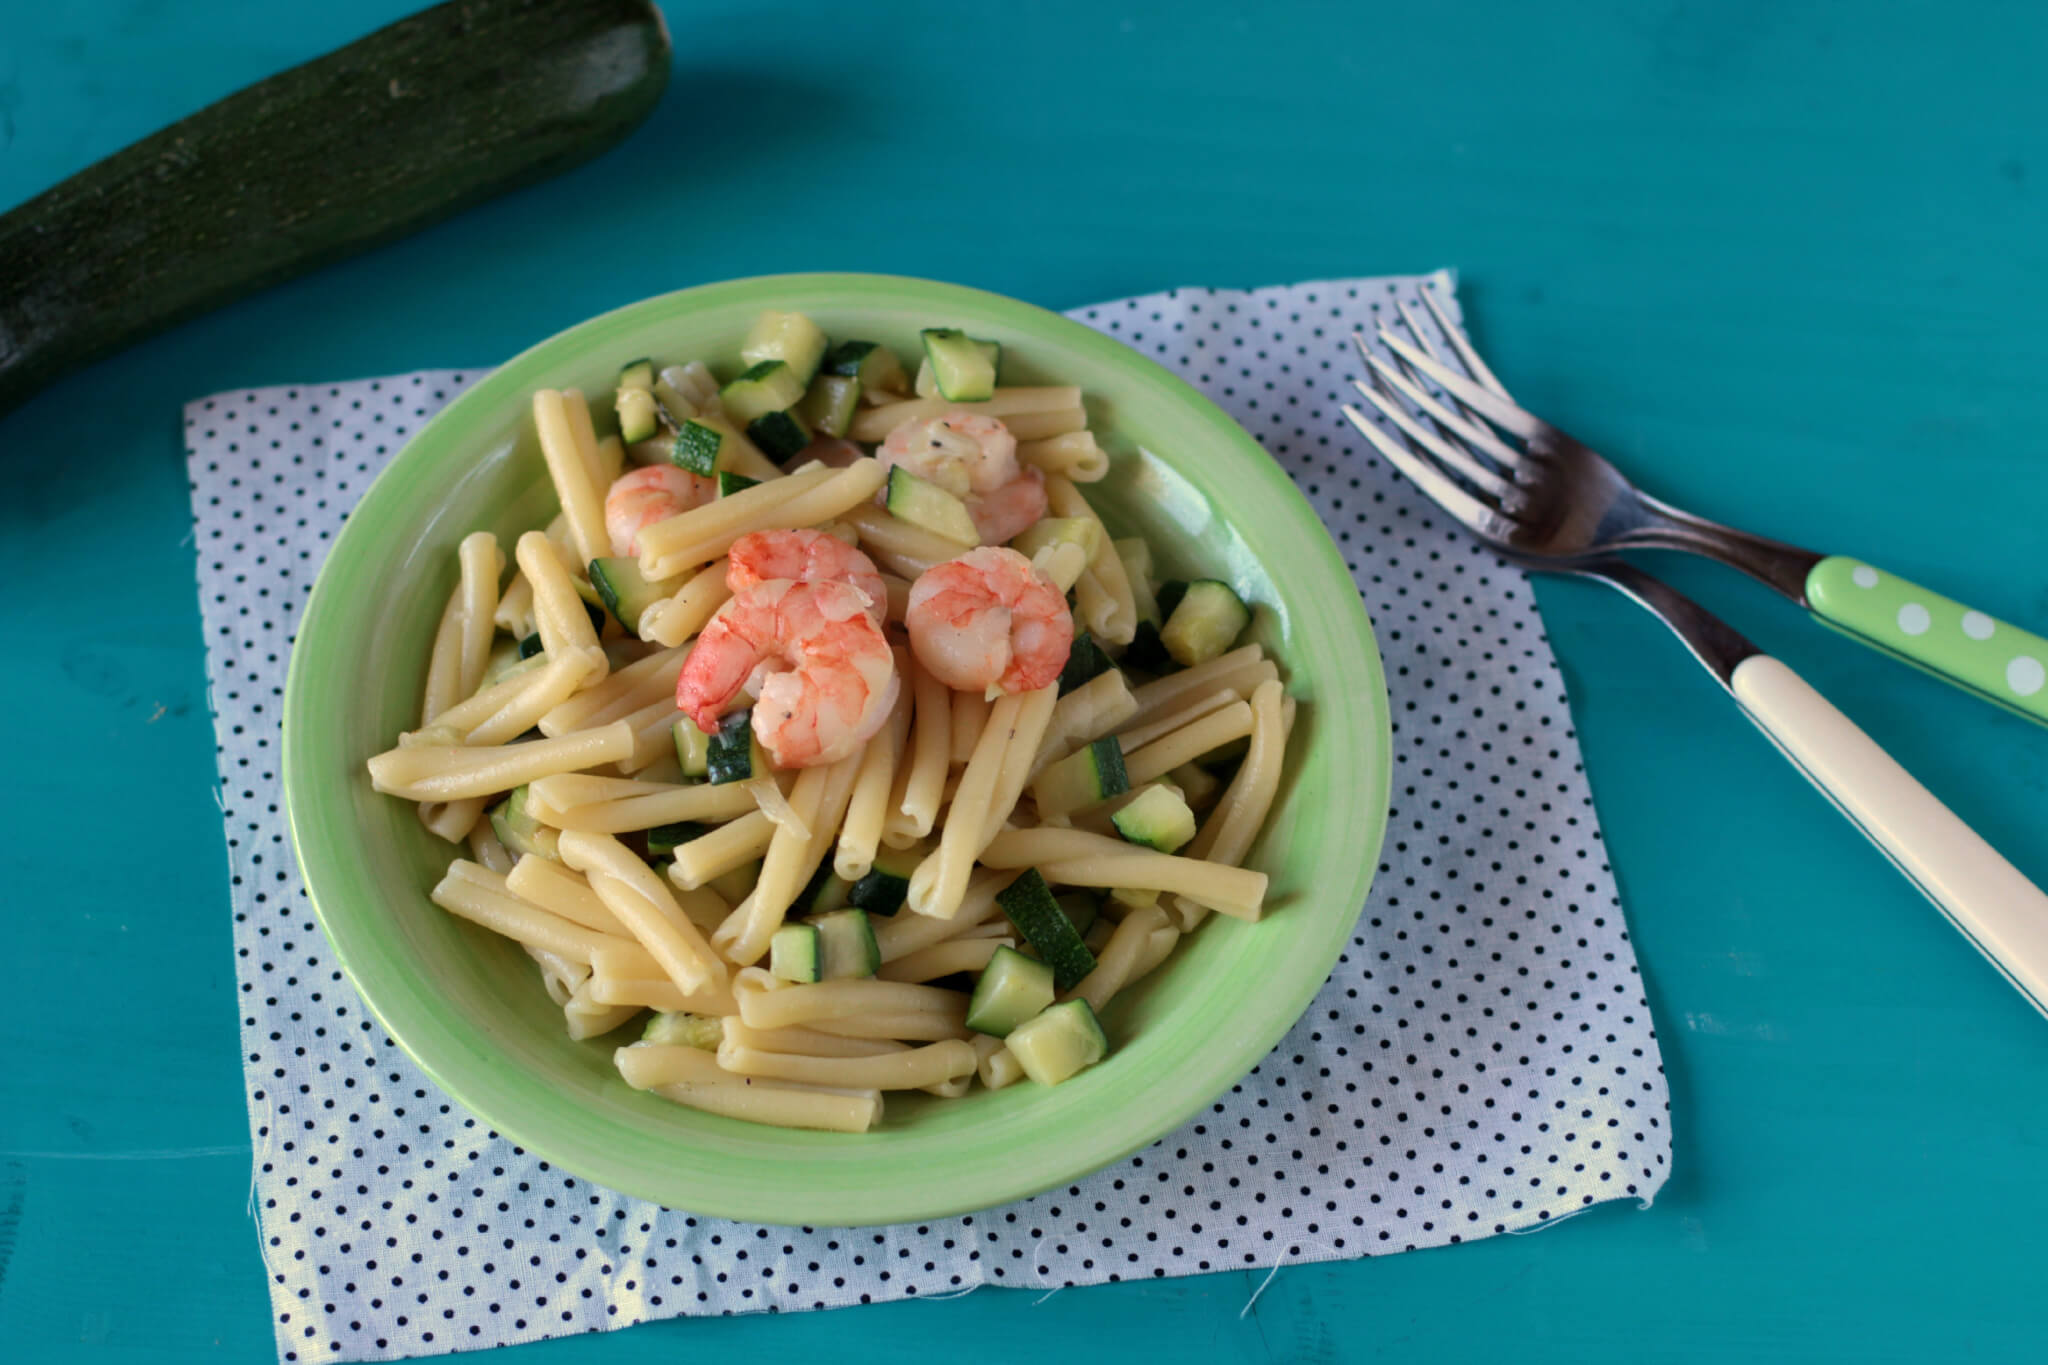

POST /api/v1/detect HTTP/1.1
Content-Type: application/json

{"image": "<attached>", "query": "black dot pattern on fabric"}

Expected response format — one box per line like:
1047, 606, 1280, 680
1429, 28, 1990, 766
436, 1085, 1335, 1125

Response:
186, 276, 1669, 1365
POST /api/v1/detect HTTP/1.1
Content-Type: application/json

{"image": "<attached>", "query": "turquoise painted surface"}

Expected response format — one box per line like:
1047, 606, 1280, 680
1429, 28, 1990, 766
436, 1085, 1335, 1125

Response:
3, 1, 2046, 1360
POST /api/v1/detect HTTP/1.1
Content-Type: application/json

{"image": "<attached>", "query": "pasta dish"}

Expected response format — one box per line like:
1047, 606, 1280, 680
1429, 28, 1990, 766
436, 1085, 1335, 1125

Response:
365, 312, 1294, 1132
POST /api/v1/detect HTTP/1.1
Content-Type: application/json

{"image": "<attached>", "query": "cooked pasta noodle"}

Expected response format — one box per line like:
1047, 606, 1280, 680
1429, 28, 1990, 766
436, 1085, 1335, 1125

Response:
429, 861, 621, 964
516, 531, 606, 678
1028, 670, 1139, 779
876, 936, 1011, 983
467, 819, 515, 875
721, 1018, 905, 1059
529, 777, 757, 833
638, 558, 734, 649
370, 722, 636, 801
585, 958, 738, 1014
885, 651, 953, 845
637, 463, 885, 578
1125, 645, 1273, 729
909, 689, 1042, 919
532, 389, 609, 567
1114, 687, 1240, 754
738, 979, 968, 1030
973, 1032, 1024, 1090
667, 810, 777, 889
747, 774, 808, 838
713, 752, 862, 966
407, 663, 547, 744
805, 1011, 972, 1042
420, 586, 467, 726
419, 796, 488, 845
1169, 761, 1223, 809
1119, 700, 1254, 788
454, 532, 504, 699
592, 433, 627, 487
504, 856, 628, 936
1046, 475, 1136, 645
538, 646, 686, 737
1036, 853, 1266, 920
620, 695, 690, 773
617, 1043, 884, 1132
1031, 539, 1091, 595
841, 501, 968, 577
996, 408, 1088, 440
1068, 905, 1174, 1012
494, 571, 536, 637
949, 687, 990, 766
878, 572, 914, 622
973, 684, 1059, 847
1169, 677, 1289, 930
558, 831, 728, 994
716, 1038, 976, 1090
559, 389, 607, 488
1016, 431, 1109, 482
872, 869, 1010, 962
526, 943, 584, 1007
565, 981, 641, 1042
467, 651, 602, 747
836, 679, 913, 880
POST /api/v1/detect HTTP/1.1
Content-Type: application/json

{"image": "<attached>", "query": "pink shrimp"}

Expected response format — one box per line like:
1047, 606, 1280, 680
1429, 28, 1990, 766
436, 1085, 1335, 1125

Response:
905, 546, 1074, 695
966, 465, 1048, 544
604, 465, 716, 558
726, 529, 886, 622
878, 411, 1048, 546
676, 579, 898, 768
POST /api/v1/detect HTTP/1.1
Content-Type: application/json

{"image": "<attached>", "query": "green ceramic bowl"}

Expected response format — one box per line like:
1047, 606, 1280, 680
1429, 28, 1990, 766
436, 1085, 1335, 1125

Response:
283, 273, 1390, 1226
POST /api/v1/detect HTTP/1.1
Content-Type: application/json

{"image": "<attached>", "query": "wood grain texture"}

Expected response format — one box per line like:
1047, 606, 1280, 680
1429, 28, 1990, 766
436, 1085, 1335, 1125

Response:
1, 0, 2044, 1360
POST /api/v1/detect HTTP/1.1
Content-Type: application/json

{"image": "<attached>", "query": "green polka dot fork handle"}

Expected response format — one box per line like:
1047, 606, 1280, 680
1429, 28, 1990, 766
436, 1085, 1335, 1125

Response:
1345, 289, 2048, 1021
1804, 559, 2048, 724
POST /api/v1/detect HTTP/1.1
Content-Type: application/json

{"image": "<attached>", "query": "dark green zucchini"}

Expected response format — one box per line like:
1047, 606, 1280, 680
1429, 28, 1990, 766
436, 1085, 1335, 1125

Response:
0, 0, 671, 416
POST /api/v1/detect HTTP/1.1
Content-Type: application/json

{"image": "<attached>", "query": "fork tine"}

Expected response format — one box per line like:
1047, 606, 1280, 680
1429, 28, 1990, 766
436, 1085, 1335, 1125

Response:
1412, 288, 1513, 400
1349, 378, 1519, 503
1391, 300, 1493, 430
1375, 329, 1540, 439
1358, 355, 1527, 475
1342, 404, 1501, 532
1348, 328, 1380, 373
1376, 300, 1490, 437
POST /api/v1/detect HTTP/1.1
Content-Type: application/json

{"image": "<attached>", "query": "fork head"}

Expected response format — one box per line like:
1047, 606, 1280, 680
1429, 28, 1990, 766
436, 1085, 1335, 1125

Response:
1340, 290, 1655, 564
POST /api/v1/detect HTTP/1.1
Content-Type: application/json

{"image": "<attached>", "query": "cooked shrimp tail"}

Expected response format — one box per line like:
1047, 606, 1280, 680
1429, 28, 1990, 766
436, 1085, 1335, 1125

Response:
677, 579, 898, 768
905, 546, 1074, 695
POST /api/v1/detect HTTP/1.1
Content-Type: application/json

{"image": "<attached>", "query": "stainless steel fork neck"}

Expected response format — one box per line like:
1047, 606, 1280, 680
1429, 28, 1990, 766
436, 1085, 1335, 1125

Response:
1539, 556, 1763, 685
1612, 490, 1825, 606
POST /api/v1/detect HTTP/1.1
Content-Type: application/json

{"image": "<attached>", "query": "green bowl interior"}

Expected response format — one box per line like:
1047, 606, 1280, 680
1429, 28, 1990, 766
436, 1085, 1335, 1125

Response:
283, 273, 1390, 1226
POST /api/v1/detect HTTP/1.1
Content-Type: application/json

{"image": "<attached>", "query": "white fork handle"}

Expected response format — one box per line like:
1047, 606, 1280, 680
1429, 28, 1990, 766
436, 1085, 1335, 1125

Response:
1730, 655, 2048, 1017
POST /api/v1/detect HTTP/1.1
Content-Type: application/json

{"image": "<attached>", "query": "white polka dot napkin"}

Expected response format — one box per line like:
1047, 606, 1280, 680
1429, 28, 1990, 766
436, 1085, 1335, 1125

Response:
187, 272, 1670, 1364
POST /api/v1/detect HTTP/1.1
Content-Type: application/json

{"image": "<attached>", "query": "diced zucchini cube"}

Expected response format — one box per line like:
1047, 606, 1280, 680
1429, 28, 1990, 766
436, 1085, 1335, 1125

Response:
739, 310, 830, 385
965, 945, 1055, 1037
770, 923, 822, 983
1006, 999, 1108, 1086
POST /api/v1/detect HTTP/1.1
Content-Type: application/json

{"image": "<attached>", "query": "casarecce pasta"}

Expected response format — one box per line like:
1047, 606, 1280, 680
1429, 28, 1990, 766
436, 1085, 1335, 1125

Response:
365, 310, 1297, 1131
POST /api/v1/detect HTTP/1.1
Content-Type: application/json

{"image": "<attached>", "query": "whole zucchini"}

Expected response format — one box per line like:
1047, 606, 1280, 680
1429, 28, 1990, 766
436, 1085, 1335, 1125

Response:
0, 0, 671, 417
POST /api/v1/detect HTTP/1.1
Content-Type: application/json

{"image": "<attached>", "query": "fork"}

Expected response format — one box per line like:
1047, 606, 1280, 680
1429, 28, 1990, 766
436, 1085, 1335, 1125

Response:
1342, 298, 2048, 1020
1351, 290, 2048, 728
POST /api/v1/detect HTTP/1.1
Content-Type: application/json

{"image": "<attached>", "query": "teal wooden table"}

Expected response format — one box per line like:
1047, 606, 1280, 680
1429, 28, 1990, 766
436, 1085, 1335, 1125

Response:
5, 2, 2045, 1359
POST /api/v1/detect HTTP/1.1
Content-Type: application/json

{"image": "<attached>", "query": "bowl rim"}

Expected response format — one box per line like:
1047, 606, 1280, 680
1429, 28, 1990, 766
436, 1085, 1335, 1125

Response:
282, 272, 1391, 1225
